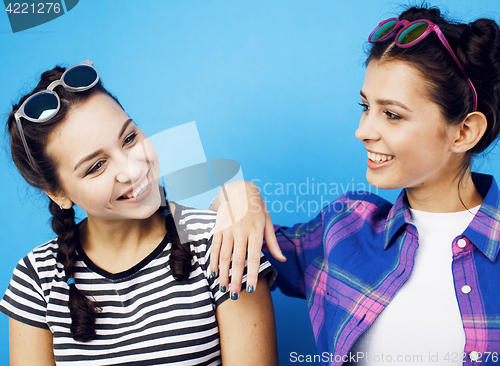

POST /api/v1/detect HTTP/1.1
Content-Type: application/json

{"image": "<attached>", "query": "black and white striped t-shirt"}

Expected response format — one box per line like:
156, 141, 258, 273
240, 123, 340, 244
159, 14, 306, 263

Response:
0, 205, 274, 365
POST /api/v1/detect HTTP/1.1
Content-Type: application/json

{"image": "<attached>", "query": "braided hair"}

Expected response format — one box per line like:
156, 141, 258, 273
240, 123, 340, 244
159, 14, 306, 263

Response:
7, 65, 192, 341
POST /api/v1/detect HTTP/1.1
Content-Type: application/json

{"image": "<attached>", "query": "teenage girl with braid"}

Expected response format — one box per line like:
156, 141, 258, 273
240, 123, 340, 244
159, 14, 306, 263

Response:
0, 62, 278, 365
210, 5, 500, 366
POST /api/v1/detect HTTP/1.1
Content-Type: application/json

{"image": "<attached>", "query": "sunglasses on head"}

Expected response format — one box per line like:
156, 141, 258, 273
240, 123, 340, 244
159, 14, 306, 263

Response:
369, 18, 478, 112
15, 60, 99, 169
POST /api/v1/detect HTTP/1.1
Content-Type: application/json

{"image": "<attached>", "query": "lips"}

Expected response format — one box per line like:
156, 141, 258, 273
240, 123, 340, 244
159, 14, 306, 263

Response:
118, 170, 152, 202
366, 150, 395, 170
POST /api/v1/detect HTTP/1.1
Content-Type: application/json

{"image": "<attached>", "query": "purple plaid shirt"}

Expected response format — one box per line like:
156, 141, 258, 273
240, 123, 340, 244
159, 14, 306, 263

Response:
266, 173, 500, 366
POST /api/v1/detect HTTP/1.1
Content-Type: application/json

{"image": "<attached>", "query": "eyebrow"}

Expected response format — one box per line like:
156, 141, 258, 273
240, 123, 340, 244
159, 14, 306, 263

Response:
119, 118, 133, 139
74, 118, 134, 171
359, 91, 413, 112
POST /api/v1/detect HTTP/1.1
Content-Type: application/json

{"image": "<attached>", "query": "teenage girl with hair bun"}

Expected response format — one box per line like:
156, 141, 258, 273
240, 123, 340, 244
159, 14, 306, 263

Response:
0, 61, 278, 365
212, 5, 500, 365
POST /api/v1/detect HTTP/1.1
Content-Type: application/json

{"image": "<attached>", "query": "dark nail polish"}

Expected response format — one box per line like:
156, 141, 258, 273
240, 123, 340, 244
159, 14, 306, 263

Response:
231, 292, 238, 300
247, 285, 254, 293
220, 285, 226, 293
210, 271, 216, 278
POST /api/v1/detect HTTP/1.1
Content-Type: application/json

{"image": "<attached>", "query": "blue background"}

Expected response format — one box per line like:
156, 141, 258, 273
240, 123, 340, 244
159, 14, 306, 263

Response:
1, 1, 500, 364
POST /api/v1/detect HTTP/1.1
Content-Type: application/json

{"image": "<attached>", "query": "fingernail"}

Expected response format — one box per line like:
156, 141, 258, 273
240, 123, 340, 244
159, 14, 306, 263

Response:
231, 292, 239, 300
220, 285, 226, 293
247, 285, 254, 293
210, 271, 216, 278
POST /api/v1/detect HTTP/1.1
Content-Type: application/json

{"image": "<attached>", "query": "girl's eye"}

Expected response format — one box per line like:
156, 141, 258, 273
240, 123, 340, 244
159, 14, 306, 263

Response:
87, 160, 106, 175
358, 102, 369, 112
124, 132, 138, 146
384, 111, 402, 120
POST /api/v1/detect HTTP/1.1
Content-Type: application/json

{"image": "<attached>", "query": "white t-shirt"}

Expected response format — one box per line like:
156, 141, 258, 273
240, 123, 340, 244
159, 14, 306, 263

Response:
349, 205, 480, 365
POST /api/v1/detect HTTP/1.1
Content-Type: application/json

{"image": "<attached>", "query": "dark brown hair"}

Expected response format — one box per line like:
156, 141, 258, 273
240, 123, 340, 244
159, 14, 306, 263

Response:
366, 5, 500, 183
6, 65, 191, 341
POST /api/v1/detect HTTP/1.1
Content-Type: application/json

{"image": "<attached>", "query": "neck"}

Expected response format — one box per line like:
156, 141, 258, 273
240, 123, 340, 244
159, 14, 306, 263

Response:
80, 210, 166, 255
406, 171, 483, 213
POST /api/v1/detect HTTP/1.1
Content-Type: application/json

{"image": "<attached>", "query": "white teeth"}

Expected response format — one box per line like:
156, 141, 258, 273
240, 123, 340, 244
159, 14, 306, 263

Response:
367, 152, 393, 163
123, 178, 149, 199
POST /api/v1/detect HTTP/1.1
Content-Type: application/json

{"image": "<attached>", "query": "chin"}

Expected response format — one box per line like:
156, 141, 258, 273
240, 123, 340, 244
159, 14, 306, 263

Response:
366, 171, 403, 191
140, 190, 163, 212
130, 202, 161, 220
124, 190, 163, 220
137, 208, 160, 220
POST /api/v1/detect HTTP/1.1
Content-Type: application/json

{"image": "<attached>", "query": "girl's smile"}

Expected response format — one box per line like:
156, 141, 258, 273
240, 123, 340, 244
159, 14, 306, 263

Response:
366, 149, 395, 170
356, 60, 485, 212
117, 168, 153, 203
355, 60, 461, 194
44, 92, 162, 222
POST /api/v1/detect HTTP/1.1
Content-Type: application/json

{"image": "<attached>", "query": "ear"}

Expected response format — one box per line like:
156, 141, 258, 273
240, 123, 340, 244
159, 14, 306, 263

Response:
44, 191, 73, 210
452, 112, 488, 153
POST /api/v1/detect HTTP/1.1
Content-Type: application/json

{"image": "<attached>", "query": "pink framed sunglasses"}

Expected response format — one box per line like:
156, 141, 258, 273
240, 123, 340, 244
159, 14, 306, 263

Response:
369, 18, 478, 112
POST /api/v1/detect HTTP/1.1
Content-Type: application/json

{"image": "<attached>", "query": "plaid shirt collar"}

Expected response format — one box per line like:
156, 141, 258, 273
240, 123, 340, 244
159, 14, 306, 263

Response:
383, 173, 500, 262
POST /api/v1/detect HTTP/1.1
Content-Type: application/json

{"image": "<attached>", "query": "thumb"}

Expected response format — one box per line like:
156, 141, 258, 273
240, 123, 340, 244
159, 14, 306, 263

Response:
264, 217, 286, 262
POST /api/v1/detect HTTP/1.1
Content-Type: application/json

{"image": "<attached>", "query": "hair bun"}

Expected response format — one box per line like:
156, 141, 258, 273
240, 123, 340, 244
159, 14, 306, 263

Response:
459, 18, 500, 155
460, 18, 500, 87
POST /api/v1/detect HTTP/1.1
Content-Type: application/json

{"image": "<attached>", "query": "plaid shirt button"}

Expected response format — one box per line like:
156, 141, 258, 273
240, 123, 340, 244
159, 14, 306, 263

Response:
469, 351, 479, 361
462, 285, 472, 294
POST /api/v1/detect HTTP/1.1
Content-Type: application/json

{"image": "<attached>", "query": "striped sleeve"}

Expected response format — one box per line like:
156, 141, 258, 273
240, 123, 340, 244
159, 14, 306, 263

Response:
0, 250, 50, 329
175, 205, 276, 307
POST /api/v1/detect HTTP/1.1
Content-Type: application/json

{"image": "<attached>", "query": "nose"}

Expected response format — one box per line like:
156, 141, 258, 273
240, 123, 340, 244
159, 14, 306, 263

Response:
115, 150, 142, 184
355, 113, 381, 142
